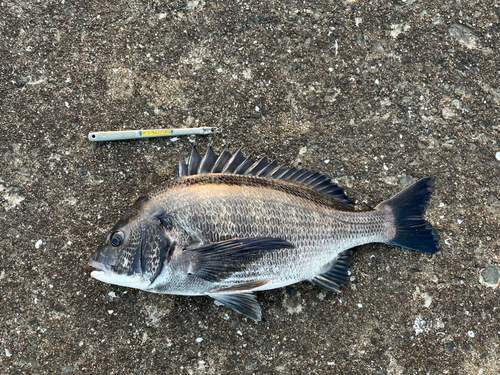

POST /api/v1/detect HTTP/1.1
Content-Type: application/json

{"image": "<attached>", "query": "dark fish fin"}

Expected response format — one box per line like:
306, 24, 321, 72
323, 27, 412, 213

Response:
188, 146, 202, 176
209, 280, 271, 294
234, 155, 254, 175
209, 293, 262, 321
211, 145, 232, 173
222, 149, 246, 174
186, 237, 293, 282
256, 161, 279, 177
377, 177, 440, 254
245, 157, 271, 176
185, 240, 204, 250
178, 155, 188, 177
311, 250, 353, 293
181, 145, 354, 209
268, 165, 288, 179
199, 146, 219, 174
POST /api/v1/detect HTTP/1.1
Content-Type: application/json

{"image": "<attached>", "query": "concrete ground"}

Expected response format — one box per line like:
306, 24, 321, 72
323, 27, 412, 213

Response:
1, 1, 499, 374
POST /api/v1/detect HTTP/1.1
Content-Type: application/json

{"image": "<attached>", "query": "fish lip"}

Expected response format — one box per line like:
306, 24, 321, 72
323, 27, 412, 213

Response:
89, 258, 112, 273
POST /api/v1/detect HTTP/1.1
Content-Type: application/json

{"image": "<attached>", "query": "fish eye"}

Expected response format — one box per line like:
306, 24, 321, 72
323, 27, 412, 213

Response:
110, 231, 124, 247
159, 215, 173, 230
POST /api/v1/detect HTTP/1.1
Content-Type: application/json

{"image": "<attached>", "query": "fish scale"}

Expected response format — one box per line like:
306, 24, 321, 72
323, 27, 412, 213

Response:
90, 145, 440, 321
161, 178, 389, 254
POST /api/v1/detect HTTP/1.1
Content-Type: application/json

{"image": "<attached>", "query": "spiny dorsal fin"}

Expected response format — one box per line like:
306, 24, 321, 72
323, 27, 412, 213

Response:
211, 145, 231, 173
178, 155, 188, 177
222, 149, 246, 174
178, 145, 354, 208
199, 146, 218, 174
188, 146, 202, 176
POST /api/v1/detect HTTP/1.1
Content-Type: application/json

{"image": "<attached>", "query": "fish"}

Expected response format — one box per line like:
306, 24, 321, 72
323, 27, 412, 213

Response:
89, 145, 440, 321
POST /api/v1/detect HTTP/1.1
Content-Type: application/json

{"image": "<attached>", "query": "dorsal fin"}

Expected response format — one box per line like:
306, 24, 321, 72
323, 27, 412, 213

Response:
222, 149, 246, 174
178, 145, 354, 208
187, 146, 202, 176
199, 146, 218, 174
211, 145, 231, 173
178, 155, 188, 177
234, 155, 254, 175
245, 157, 270, 176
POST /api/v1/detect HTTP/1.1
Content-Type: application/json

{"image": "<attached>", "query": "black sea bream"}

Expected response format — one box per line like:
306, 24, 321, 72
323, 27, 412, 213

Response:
89, 146, 440, 321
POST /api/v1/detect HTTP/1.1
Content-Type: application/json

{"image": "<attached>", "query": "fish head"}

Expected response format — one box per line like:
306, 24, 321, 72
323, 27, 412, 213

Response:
89, 197, 175, 290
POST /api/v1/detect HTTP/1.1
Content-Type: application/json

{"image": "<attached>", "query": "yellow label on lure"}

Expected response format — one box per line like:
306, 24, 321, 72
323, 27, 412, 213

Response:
140, 130, 174, 137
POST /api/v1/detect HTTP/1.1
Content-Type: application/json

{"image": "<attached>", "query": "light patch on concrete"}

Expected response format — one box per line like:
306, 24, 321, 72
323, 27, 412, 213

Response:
242, 68, 253, 80
390, 24, 410, 39
282, 292, 303, 315
413, 315, 443, 336
479, 266, 500, 289
387, 354, 404, 375
187, 0, 205, 11
181, 45, 211, 71
142, 77, 187, 111
413, 287, 433, 308
107, 67, 134, 100
448, 24, 479, 49
3, 192, 25, 211
143, 304, 169, 327
413, 315, 429, 336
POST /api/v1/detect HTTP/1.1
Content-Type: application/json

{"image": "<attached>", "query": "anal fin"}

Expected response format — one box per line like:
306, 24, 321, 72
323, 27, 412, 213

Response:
209, 293, 262, 321
311, 250, 353, 293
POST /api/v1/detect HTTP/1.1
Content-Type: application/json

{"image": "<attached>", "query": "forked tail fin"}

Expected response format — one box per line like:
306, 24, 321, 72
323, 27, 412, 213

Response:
377, 177, 440, 254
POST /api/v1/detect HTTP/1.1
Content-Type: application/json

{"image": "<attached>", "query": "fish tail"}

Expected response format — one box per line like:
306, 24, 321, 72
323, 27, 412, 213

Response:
377, 177, 440, 254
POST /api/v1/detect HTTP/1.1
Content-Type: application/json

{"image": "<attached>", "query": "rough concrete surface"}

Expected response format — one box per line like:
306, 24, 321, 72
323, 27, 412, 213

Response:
1, 0, 499, 374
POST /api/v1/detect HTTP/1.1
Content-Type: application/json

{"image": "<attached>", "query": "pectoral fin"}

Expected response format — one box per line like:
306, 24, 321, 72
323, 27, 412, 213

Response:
186, 237, 293, 282
208, 280, 271, 294
209, 293, 262, 321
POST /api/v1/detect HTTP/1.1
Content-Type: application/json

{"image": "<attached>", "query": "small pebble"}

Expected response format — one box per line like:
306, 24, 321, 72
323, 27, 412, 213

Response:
196, 337, 203, 343
481, 266, 500, 285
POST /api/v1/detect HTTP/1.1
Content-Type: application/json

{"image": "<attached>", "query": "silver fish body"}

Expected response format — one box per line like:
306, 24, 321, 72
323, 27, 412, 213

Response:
90, 146, 440, 320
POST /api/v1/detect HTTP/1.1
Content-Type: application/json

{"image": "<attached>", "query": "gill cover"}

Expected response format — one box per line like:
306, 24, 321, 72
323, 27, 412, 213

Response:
140, 215, 173, 282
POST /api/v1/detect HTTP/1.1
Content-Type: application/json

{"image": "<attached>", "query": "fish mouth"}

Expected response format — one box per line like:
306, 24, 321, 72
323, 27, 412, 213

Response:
89, 258, 112, 278
88, 256, 151, 290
